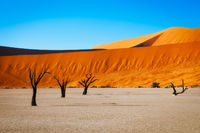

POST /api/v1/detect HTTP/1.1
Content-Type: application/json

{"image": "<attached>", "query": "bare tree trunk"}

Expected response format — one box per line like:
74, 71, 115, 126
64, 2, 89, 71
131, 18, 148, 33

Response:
32, 88, 37, 106
79, 73, 97, 95
83, 87, 88, 95
61, 87, 66, 98
29, 67, 49, 106
171, 79, 188, 96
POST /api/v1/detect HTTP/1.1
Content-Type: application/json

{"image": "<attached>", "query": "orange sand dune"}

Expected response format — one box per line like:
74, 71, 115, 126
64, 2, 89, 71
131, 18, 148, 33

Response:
0, 42, 200, 88
92, 27, 200, 49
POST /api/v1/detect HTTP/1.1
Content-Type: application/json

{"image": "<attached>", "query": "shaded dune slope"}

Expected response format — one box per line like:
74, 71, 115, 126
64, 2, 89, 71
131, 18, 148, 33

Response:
134, 34, 162, 47
0, 42, 200, 88
92, 27, 200, 49
0, 46, 104, 56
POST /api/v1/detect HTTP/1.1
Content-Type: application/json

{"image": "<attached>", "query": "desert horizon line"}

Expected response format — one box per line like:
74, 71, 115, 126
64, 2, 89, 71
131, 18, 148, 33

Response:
1, 26, 200, 51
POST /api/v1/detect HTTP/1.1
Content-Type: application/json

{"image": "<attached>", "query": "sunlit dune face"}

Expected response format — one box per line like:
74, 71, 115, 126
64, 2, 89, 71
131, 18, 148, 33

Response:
0, 42, 200, 88
92, 27, 200, 49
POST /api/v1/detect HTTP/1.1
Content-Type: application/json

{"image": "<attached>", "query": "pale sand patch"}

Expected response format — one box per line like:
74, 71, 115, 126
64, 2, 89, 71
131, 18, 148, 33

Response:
0, 88, 200, 133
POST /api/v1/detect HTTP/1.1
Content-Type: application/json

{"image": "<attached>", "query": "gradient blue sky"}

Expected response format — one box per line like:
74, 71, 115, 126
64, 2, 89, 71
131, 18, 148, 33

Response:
0, 0, 199, 50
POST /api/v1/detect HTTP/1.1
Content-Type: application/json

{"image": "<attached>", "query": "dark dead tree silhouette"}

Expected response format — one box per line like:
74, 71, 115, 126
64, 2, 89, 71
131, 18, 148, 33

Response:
54, 76, 69, 98
170, 79, 188, 96
29, 67, 49, 106
78, 73, 98, 95
152, 82, 160, 88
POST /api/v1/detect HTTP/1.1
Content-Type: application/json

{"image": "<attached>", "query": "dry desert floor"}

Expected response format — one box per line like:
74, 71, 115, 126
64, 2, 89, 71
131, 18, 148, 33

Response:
0, 88, 200, 133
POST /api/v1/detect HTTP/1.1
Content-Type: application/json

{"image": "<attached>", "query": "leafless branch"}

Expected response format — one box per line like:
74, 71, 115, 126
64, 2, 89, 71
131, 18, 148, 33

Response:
171, 79, 188, 96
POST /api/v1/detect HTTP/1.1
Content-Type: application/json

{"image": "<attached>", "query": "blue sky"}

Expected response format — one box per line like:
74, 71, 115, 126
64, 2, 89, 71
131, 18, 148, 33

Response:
0, 0, 199, 50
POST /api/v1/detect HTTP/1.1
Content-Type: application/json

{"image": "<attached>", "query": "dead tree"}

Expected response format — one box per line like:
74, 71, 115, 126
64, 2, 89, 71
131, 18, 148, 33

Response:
54, 76, 69, 98
78, 73, 98, 95
152, 82, 160, 88
29, 67, 49, 106
170, 79, 188, 96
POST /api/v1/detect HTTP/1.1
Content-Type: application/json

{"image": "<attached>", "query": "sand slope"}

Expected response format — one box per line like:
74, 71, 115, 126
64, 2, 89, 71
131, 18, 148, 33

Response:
92, 27, 200, 49
0, 46, 104, 56
0, 42, 200, 88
